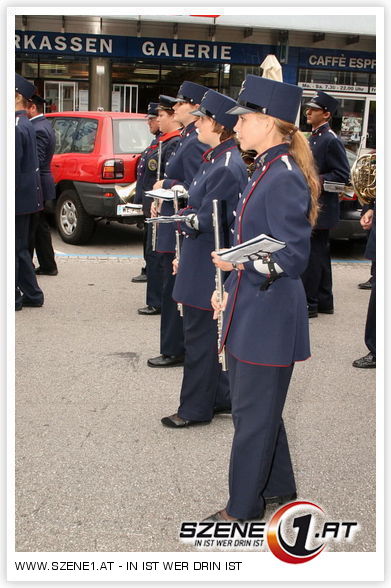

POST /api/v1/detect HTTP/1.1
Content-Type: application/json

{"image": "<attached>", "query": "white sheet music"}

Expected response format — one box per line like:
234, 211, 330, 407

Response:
218, 234, 286, 263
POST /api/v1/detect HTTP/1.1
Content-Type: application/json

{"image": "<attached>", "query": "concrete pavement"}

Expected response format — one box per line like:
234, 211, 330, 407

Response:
15, 256, 376, 552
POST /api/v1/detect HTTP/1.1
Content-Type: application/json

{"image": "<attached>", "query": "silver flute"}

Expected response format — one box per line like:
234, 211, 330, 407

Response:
173, 186, 183, 317
151, 140, 162, 251
212, 199, 227, 371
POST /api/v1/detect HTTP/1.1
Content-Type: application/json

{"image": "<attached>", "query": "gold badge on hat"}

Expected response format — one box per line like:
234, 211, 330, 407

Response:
148, 159, 158, 171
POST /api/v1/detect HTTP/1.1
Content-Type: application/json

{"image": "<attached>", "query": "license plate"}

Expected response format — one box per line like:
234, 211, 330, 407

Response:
117, 205, 142, 217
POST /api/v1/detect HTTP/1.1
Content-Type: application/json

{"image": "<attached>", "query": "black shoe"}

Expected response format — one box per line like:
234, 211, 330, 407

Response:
264, 492, 297, 505
147, 354, 184, 367
203, 510, 244, 522
352, 352, 376, 368
161, 412, 210, 428
137, 305, 161, 315
318, 308, 334, 314
21, 296, 44, 308
358, 279, 372, 290
132, 273, 147, 283
35, 267, 58, 276
308, 309, 318, 318
15, 304, 23, 311
214, 406, 232, 415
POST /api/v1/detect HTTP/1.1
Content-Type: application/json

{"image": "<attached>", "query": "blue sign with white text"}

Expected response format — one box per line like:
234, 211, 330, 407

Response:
15, 31, 376, 74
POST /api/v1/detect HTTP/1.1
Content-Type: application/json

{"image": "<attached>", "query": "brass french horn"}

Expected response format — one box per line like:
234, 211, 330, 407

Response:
351, 153, 376, 206
114, 181, 137, 203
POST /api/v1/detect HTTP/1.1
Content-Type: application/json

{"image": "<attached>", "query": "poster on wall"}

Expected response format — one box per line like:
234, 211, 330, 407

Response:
340, 112, 363, 146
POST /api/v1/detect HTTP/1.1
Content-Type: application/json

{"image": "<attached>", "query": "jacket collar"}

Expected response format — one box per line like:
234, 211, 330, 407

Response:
254, 142, 290, 168
181, 121, 197, 137
202, 138, 237, 162
312, 122, 330, 136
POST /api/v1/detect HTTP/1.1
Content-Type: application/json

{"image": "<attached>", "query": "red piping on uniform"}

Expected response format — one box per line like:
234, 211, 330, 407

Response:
227, 349, 311, 367
173, 299, 213, 312
219, 270, 243, 351
220, 153, 289, 352
238, 153, 289, 242
202, 144, 237, 163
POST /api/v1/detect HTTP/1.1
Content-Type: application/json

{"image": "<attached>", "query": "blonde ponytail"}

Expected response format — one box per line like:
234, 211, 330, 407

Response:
274, 119, 320, 226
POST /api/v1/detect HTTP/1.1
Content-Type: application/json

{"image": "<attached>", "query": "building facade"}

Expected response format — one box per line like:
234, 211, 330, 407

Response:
15, 15, 376, 150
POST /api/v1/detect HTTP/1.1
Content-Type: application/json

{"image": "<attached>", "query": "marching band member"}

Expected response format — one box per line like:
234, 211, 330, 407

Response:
132, 103, 160, 285
15, 73, 44, 311
210, 75, 320, 520
301, 91, 350, 318
161, 90, 248, 428
137, 98, 182, 315
147, 82, 208, 368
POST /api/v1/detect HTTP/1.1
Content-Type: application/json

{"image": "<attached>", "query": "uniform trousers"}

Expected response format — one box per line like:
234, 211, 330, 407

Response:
302, 229, 334, 312
226, 353, 296, 520
160, 252, 184, 357
16, 214, 44, 307
29, 210, 57, 272
178, 306, 231, 422
365, 262, 376, 356
145, 223, 163, 308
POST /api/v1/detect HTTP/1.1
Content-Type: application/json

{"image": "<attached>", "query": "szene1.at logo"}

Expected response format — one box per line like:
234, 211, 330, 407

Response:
266, 501, 359, 564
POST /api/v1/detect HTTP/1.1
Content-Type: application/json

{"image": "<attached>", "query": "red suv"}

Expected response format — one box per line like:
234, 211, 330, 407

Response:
46, 111, 152, 244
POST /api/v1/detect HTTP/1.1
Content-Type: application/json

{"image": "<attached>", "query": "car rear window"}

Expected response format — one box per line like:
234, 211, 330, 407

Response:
113, 119, 153, 154
51, 118, 98, 154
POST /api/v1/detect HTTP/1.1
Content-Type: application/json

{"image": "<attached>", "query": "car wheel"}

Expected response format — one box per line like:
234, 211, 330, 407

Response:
56, 189, 95, 244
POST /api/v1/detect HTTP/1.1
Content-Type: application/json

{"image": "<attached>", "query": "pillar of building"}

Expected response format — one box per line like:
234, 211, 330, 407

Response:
88, 57, 112, 111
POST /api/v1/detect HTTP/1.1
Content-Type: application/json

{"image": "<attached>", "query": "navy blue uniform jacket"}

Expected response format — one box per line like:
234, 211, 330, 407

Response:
309, 122, 350, 229
135, 131, 181, 217
15, 110, 42, 215
157, 122, 205, 252
30, 115, 56, 202
134, 132, 160, 212
222, 144, 312, 366
173, 139, 248, 310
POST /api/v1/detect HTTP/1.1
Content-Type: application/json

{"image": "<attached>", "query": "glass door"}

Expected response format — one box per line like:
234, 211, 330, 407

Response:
112, 84, 138, 112
44, 81, 77, 112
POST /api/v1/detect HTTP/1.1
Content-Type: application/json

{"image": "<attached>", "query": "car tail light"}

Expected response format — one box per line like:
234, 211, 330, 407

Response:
103, 192, 114, 198
341, 193, 358, 201
102, 159, 124, 179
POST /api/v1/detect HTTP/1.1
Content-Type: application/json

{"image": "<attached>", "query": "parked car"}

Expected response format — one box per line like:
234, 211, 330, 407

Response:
46, 111, 153, 244
329, 148, 369, 241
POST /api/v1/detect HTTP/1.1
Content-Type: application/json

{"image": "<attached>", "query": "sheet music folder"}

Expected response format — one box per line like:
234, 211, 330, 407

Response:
145, 188, 176, 201
217, 234, 286, 263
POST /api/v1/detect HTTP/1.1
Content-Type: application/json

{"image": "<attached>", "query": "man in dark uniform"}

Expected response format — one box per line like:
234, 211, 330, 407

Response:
132, 103, 161, 284
26, 94, 58, 276
147, 81, 208, 367
302, 91, 350, 318
15, 74, 44, 310
353, 202, 376, 368
137, 97, 182, 315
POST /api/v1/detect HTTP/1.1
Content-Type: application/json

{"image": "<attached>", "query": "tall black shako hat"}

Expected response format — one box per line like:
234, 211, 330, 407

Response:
226, 74, 303, 125
305, 91, 339, 116
15, 73, 35, 100
191, 89, 239, 130
147, 102, 159, 117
